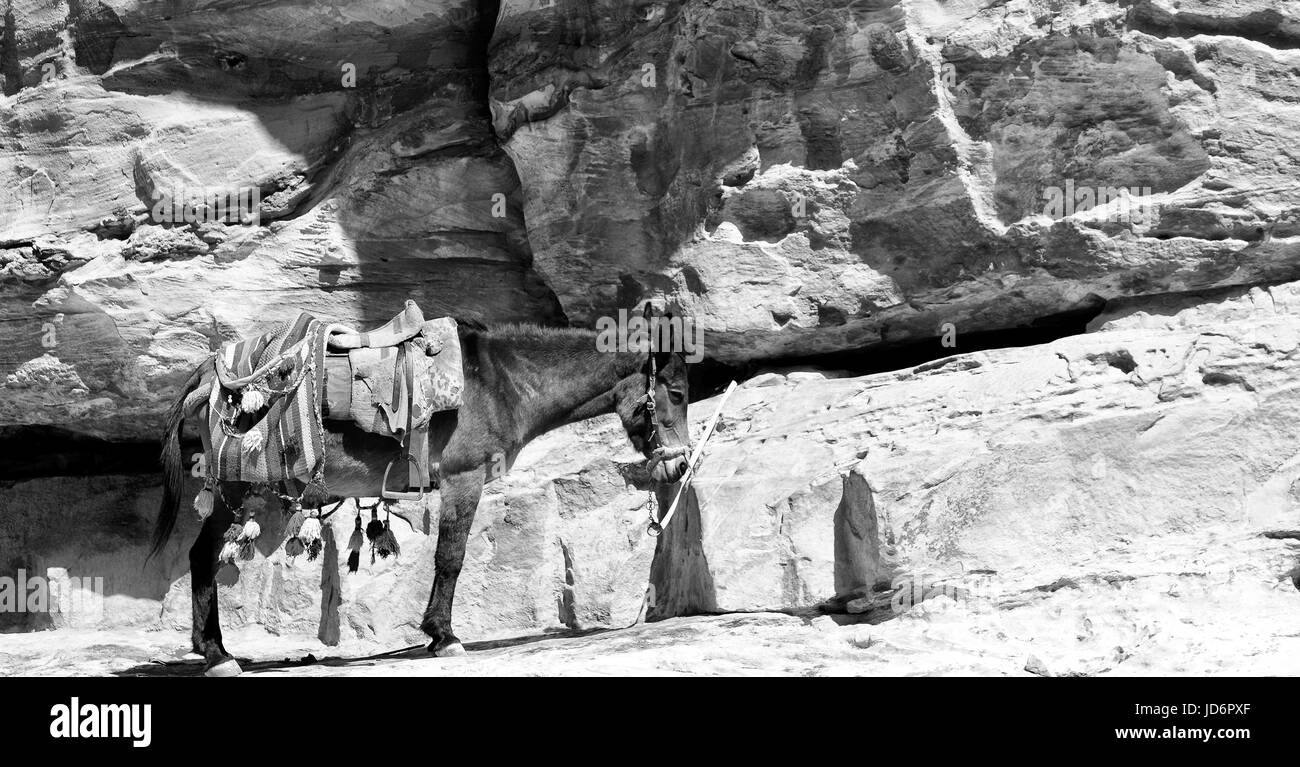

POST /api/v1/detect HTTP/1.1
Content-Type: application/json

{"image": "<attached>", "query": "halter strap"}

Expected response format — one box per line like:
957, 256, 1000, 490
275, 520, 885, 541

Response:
643, 314, 658, 448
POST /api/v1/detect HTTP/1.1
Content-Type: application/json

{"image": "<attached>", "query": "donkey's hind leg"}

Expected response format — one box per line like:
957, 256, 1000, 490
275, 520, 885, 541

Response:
189, 482, 247, 677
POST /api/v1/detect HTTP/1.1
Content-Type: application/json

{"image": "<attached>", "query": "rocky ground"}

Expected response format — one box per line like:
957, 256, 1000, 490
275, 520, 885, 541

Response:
5, 515, 1299, 677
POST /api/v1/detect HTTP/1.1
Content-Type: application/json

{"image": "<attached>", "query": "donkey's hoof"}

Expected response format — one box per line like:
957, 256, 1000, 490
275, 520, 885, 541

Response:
432, 641, 466, 658
204, 658, 243, 677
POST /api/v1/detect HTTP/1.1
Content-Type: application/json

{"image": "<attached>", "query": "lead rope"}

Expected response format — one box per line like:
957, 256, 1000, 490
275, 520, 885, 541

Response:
644, 381, 662, 536
635, 328, 663, 621
644, 323, 661, 537
646, 484, 660, 536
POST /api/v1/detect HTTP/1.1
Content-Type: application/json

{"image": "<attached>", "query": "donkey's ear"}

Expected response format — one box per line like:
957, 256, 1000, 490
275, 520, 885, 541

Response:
642, 302, 655, 321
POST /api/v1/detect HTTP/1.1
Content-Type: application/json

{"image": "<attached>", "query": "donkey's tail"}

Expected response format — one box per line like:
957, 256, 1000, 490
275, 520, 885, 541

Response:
149, 359, 211, 561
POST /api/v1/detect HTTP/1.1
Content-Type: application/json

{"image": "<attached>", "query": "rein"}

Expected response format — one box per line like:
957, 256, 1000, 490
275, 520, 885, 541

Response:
650, 380, 737, 535
642, 339, 658, 449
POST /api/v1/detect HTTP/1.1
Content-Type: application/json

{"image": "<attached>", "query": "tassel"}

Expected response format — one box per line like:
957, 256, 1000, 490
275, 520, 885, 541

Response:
346, 515, 363, 574
281, 500, 305, 557
218, 540, 240, 564
241, 428, 263, 456
283, 504, 305, 540
365, 507, 384, 542
223, 523, 242, 544
300, 512, 323, 562
298, 515, 322, 545
193, 484, 214, 520
237, 513, 259, 561
347, 515, 363, 551
239, 387, 267, 413
374, 518, 400, 560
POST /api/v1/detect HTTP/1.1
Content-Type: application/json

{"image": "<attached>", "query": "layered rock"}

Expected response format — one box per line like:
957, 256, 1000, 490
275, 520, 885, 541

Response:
0, 415, 661, 641
6, 280, 1299, 649
0, 0, 559, 439
3, 1, 1300, 436
488, 0, 1300, 362
656, 279, 1300, 615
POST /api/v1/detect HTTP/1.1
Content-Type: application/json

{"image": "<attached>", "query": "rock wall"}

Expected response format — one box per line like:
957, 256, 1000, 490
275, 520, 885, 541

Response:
6, 281, 1299, 647
0, 416, 659, 641
3, 0, 1300, 649
0, 0, 560, 440
657, 279, 1300, 615
490, 0, 1300, 362
3, 0, 1300, 435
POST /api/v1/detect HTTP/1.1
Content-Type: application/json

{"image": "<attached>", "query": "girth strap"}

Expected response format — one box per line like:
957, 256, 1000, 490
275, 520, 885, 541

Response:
382, 341, 431, 499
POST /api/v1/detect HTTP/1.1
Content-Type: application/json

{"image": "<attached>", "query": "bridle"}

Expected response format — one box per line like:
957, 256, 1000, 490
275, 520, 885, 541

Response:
640, 331, 660, 454
642, 340, 664, 535
636, 313, 694, 536
639, 317, 690, 468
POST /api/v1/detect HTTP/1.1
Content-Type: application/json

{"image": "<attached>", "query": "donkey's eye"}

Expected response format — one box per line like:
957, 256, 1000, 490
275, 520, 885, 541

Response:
668, 390, 685, 405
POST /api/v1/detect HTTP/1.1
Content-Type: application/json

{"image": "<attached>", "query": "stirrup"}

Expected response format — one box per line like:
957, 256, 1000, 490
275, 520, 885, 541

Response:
381, 455, 425, 501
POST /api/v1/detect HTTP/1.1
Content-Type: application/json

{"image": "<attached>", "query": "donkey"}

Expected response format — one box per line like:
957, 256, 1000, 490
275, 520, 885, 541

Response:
151, 313, 692, 676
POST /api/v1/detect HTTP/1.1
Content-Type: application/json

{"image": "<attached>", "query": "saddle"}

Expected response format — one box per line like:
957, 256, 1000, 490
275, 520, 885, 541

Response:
202, 300, 463, 502
321, 300, 464, 499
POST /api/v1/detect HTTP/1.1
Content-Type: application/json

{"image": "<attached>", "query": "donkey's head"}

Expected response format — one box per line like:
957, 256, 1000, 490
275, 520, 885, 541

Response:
613, 306, 692, 484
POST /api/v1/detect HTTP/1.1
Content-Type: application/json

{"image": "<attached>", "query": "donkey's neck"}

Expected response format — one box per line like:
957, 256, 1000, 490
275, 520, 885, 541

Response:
481, 327, 639, 444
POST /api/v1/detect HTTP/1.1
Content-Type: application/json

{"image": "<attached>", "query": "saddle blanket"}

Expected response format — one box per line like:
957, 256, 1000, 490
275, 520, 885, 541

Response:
205, 312, 328, 485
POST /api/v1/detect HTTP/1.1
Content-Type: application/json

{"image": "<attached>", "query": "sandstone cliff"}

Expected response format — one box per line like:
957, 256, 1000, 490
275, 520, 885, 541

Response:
5, 280, 1300, 675
3, 0, 1299, 436
3, 1, 1300, 667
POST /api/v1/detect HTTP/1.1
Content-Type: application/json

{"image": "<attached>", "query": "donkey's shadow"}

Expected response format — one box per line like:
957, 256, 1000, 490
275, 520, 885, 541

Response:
113, 627, 614, 677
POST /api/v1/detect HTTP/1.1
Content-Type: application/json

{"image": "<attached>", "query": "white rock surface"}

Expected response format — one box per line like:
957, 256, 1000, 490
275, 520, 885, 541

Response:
4, 280, 1299, 676
5, 0, 1300, 434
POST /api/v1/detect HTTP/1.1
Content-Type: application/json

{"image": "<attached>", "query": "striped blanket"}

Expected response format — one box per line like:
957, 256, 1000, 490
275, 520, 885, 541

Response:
203, 312, 328, 486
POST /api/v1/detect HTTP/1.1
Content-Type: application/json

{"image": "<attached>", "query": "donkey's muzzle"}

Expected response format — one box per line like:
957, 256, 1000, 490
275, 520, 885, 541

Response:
648, 445, 690, 484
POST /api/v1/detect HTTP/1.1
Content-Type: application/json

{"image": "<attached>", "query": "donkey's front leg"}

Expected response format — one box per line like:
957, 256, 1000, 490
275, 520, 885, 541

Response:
421, 469, 485, 656
190, 482, 247, 677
